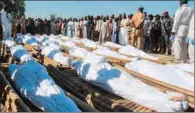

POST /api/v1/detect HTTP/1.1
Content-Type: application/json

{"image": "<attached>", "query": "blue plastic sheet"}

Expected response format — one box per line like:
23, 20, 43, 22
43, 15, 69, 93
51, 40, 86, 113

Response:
9, 60, 81, 112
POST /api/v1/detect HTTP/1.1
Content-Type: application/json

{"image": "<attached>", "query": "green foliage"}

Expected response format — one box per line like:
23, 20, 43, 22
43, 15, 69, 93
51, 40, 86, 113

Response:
0, 0, 25, 16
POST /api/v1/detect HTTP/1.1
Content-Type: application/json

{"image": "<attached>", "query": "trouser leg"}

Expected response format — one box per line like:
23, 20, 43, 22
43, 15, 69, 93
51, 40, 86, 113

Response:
159, 35, 166, 54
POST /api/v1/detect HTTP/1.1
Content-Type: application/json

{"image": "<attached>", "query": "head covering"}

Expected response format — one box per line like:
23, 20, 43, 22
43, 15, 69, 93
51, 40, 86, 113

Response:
138, 6, 144, 10
180, 0, 188, 3
163, 11, 169, 16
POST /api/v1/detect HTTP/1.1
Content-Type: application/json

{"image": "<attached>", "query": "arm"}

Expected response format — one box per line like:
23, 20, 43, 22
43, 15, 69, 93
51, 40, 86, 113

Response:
171, 10, 182, 34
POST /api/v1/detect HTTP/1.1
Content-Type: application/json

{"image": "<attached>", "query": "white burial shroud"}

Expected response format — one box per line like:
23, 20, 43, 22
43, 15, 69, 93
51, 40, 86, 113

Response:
69, 46, 90, 58
72, 54, 188, 112
81, 39, 99, 48
119, 45, 159, 61
41, 46, 72, 66
8, 60, 81, 112
63, 40, 77, 48
93, 47, 131, 60
10, 45, 34, 63
23, 34, 38, 46
167, 63, 194, 74
125, 60, 194, 91
102, 41, 123, 49
4, 37, 16, 48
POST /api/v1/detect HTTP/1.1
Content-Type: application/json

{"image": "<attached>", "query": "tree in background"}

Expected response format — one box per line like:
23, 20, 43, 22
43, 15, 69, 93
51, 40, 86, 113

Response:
0, 0, 25, 17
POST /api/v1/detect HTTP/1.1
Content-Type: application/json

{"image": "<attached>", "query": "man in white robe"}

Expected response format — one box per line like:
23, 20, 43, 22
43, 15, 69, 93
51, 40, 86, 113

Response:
187, 14, 194, 63
68, 18, 74, 37
171, 0, 194, 63
1, 5, 11, 40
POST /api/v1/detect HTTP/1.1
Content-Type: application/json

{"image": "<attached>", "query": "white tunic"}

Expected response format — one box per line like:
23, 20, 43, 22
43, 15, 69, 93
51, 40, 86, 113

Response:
188, 14, 194, 63
1, 9, 11, 39
119, 19, 129, 45
171, 4, 193, 62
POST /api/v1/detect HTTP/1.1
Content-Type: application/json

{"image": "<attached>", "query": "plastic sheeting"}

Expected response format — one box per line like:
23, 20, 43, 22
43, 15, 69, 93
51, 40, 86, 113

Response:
8, 60, 81, 112
16, 33, 24, 43
103, 41, 123, 49
125, 60, 194, 91
3, 37, 16, 48
69, 46, 90, 58
10, 45, 34, 63
41, 46, 72, 66
93, 47, 131, 61
72, 54, 188, 112
119, 45, 159, 61
167, 63, 194, 74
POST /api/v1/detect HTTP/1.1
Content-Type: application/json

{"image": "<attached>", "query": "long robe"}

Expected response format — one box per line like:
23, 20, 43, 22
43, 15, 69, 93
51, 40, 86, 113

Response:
172, 4, 193, 63
188, 14, 194, 63
112, 21, 118, 43
119, 19, 129, 45
79, 21, 83, 38
1, 9, 12, 40
99, 22, 109, 44
94, 20, 103, 41
64, 23, 68, 36
68, 21, 74, 37
107, 22, 113, 42
131, 12, 145, 49
74, 22, 80, 38
61, 23, 65, 35
83, 20, 88, 39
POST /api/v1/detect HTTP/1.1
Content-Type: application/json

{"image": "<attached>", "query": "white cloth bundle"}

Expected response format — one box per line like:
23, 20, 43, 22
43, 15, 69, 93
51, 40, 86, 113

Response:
125, 60, 194, 91
23, 34, 38, 46
167, 63, 194, 74
69, 46, 90, 58
81, 39, 99, 48
63, 41, 76, 48
119, 45, 159, 61
10, 45, 34, 63
103, 41, 123, 49
71, 37, 82, 43
8, 60, 81, 112
4, 37, 16, 48
72, 54, 188, 112
93, 47, 130, 60
41, 46, 72, 66
35, 35, 49, 46
61, 36, 70, 41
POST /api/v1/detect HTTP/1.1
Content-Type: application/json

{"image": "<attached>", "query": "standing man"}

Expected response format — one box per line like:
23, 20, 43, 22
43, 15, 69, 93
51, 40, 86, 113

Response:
161, 11, 173, 55
131, 7, 145, 49
143, 14, 153, 52
83, 16, 88, 39
171, 0, 193, 63
1, 4, 11, 39
94, 16, 102, 41
99, 17, 109, 44
107, 17, 114, 42
149, 14, 162, 53
116, 14, 122, 44
68, 18, 74, 37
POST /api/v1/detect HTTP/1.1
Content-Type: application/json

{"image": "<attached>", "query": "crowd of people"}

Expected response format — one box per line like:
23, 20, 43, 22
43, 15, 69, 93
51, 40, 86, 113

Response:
1, 0, 194, 63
